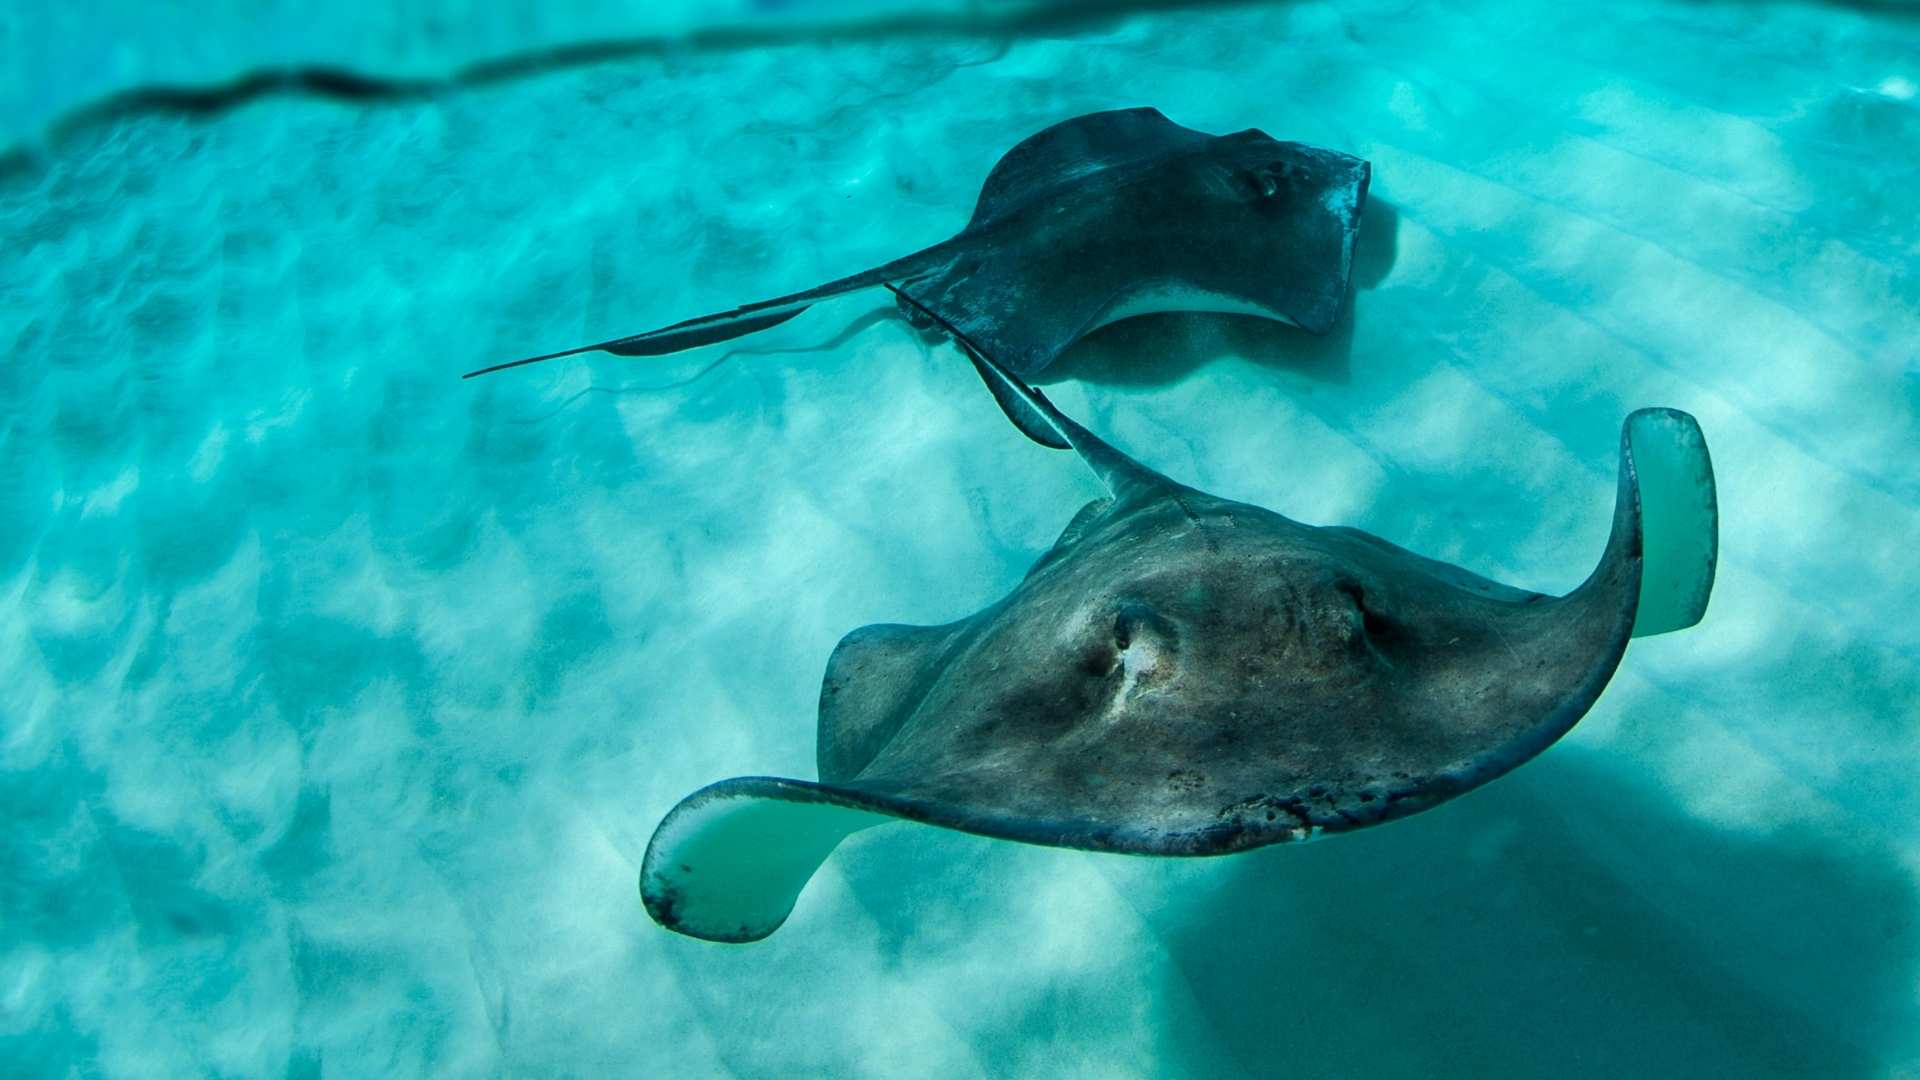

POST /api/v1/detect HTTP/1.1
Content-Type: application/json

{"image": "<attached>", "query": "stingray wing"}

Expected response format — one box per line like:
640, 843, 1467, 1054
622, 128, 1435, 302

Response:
1621, 408, 1718, 636
967, 107, 1212, 226
640, 777, 894, 943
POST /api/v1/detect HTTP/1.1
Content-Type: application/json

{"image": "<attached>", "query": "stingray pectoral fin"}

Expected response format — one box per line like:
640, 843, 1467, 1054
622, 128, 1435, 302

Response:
1570, 407, 1718, 633
1622, 408, 1718, 636
641, 777, 893, 942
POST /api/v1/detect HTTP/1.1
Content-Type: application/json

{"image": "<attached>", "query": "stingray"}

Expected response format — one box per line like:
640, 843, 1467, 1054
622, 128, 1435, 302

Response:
638, 291, 1719, 943
464, 107, 1371, 401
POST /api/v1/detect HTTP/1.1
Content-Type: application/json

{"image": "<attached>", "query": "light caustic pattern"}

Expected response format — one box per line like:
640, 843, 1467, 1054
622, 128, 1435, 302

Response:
2, 1, 1918, 1076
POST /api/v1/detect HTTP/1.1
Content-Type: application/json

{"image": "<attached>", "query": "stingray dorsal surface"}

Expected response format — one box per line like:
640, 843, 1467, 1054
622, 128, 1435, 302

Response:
964, 106, 1215, 227
639, 360, 1718, 942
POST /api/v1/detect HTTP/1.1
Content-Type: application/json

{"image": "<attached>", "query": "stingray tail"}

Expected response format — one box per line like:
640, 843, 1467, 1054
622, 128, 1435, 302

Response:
1577, 408, 1718, 636
882, 282, 1069, 451
464, 253, 941, 379
883, 282, 1178, 502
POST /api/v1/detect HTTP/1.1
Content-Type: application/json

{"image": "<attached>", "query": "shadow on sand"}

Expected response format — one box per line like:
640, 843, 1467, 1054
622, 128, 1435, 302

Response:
1150, 753, 1917, 1077
813, 748, 1915, 1076
1036, 196, 1400, 391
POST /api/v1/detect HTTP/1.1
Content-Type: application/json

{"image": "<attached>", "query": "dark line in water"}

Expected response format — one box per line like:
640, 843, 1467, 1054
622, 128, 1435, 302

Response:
1, 0, 1261, 179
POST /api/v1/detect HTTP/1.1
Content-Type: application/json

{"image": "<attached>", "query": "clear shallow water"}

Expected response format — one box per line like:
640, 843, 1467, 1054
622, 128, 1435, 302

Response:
3, 1, 1919, 1075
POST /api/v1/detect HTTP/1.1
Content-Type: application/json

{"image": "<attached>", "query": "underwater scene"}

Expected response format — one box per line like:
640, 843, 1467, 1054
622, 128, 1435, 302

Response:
5, 0, 1920, 1076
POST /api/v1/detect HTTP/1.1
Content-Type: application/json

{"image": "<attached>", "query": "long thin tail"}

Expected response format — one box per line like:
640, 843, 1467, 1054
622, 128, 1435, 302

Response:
882, 282, 1173, 501
463, 305, 812, 379
465, 251, 942, 380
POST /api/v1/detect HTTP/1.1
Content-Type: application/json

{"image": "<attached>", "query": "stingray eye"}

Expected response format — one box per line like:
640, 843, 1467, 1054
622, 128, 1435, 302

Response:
1082, 603, 1172, 677
1080, 609, 1136, 676
1250, 169, 1280, 198
1078, 639, 1119, 677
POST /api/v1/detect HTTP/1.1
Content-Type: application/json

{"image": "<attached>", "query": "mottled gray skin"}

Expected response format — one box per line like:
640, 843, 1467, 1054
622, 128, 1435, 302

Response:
812, 456, 1638, 855
467, 108, 1370, 384
636, 353, 1709, 939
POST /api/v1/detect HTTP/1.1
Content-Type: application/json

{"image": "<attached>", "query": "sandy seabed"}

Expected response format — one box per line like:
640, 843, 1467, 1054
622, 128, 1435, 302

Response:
4, 2, 1919, 1076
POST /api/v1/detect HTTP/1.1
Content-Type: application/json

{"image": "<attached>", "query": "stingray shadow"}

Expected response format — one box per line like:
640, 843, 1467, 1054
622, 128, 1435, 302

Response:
1035, 197, 1399, 391
821, 752, 1915, 1077
1157, 754, 1918, 1078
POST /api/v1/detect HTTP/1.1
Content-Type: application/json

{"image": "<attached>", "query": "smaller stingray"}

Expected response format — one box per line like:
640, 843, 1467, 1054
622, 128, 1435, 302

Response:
465, 107, 1370, 396
639, 292, 1719, 943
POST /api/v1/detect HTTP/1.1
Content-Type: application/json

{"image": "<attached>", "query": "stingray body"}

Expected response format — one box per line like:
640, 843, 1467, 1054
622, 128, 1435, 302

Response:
467, 108, 1370, 384
640, 299, 1719, 943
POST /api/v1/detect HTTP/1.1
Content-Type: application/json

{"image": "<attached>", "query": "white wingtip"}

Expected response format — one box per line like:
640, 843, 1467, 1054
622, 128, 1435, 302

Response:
1623, 408, 1718, 637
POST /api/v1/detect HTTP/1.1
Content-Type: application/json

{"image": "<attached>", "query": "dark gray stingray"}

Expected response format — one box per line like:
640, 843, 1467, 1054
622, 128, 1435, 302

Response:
639, 296, 1719, 943
465, 107, 1370, 404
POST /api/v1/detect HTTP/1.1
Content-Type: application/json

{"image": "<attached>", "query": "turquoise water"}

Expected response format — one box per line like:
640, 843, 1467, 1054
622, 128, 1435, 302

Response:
5, 1, 1919, 1075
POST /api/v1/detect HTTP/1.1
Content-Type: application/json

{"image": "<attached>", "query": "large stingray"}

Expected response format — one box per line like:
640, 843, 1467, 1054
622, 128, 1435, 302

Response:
465, 107, 1370, 390
639, 293, 1719, 943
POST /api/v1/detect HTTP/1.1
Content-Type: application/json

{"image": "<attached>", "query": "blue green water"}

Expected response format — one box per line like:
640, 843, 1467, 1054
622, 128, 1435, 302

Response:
4, 2, 1919, 1075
